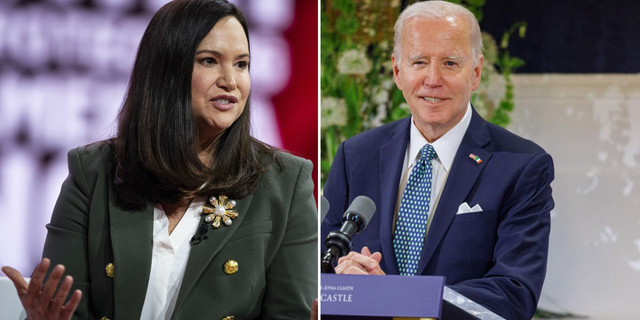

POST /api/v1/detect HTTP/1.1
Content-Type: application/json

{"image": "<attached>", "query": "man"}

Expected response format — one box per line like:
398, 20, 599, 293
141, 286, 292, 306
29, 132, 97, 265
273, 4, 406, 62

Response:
321, 1, 554, 319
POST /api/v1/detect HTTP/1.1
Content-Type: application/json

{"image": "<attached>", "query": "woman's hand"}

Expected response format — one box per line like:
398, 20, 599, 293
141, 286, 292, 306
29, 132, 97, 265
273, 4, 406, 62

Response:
1, 258, 82, 320
310, 298, 318, 320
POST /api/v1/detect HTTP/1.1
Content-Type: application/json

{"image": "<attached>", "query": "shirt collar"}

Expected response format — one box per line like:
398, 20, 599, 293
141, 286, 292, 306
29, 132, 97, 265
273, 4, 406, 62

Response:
408, 103, 472, 172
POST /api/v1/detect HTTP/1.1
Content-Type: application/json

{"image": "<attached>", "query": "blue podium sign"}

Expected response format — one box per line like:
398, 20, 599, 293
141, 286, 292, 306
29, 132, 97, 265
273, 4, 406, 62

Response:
321, 274, 445, 318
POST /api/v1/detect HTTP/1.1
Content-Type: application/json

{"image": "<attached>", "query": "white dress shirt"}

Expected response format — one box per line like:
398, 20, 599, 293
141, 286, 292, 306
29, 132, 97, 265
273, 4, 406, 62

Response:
140, 197, 205, 320
394, 103, 472, 234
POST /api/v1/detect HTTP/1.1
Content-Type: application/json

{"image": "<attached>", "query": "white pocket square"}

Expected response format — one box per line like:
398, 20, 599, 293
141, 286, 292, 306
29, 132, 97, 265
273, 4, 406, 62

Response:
456, 202, 483, 215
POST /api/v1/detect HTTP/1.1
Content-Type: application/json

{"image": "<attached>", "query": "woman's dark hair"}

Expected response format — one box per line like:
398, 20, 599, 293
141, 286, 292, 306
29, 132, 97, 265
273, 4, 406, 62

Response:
114, 0, 277, 208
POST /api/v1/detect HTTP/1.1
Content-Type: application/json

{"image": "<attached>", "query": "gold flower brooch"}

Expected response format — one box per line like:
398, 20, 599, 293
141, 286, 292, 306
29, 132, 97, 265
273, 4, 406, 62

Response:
202, 195, 238, 228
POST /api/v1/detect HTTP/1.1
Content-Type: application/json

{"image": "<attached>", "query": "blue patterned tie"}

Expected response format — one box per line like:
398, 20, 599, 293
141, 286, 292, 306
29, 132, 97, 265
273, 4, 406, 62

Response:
394, 144, 437, 276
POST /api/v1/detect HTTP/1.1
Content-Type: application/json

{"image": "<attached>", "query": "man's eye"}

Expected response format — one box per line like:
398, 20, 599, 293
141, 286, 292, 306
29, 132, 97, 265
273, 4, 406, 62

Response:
445, 61, 457, 67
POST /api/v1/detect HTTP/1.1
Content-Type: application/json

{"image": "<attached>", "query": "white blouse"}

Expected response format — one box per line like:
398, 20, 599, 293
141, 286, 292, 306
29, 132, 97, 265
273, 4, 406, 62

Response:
139, 197, 205, 320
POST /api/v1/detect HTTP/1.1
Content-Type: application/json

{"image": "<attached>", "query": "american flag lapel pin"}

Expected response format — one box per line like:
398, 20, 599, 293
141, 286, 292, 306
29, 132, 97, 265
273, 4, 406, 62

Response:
469, 153, 482, 164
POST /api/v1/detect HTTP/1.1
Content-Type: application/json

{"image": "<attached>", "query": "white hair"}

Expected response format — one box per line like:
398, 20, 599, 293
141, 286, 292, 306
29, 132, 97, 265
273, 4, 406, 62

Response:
393, 0, 483, 66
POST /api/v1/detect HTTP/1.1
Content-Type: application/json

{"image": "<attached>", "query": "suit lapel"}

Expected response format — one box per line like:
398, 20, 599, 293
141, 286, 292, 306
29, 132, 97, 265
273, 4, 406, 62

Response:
172, 192, 254, 314
378, 118, 411, 274
417, 110, 492, 275
108, 186, 154, 319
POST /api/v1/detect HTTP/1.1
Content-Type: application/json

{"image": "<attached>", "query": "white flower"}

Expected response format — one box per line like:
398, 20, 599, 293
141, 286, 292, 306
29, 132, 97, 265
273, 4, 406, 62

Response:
370, 103, 388, 128
337, 49, 372, 75
381, 79, 395, 90
360, 100, 369, 113
482, 32, 498, 66
321, 96, 348, 129
372, 86, 389, 105
382, 60, 394, 72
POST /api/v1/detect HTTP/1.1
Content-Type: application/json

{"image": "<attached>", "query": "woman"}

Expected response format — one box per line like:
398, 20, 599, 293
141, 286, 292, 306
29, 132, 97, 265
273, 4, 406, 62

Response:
1, 0, 317, 319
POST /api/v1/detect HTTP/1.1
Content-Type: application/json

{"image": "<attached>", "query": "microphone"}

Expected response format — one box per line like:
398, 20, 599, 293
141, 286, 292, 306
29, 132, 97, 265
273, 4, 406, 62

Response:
321, 195, 376, 273
320, 195, 330, 223
190, 221, 209, 245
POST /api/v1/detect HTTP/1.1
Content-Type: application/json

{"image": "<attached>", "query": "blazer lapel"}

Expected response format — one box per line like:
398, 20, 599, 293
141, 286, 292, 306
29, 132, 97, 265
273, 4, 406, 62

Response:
172, 192, 254, 314
109, 188, 154, 319
378, 118, 411, 274
417, 109, 492, 275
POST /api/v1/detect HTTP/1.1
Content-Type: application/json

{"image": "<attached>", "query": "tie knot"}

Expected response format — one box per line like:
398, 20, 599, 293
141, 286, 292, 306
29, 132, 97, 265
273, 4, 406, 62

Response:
420, 144, 437, 162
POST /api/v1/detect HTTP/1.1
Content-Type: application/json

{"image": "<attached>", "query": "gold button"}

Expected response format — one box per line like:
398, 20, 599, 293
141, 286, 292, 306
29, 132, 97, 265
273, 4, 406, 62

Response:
223, 260, 238, 275
100, 317, 110, 320
105, 263, 115, 278
222, 317, 234, 320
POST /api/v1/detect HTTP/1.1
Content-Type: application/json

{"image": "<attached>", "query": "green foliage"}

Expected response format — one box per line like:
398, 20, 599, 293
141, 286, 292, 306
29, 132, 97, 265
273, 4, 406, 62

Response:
489, 22, 527, 127
321, 0, 401, 185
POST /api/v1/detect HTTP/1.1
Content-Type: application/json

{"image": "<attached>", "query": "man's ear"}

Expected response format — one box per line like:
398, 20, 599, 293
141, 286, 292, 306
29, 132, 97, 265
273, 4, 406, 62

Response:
392, 53, 403, 91
471, 54, 484, 91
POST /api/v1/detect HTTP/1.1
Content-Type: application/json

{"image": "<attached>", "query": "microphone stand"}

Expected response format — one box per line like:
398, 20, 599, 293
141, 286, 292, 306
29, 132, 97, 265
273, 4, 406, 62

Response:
321, 213, 366, 273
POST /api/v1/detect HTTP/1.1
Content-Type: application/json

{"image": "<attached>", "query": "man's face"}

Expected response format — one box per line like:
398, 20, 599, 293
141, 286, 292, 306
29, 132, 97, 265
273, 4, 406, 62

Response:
393, 16, 483, 141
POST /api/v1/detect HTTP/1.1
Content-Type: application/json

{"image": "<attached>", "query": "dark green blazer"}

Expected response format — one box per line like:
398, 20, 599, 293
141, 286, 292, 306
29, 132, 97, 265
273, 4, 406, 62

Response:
43, 143, 317, 319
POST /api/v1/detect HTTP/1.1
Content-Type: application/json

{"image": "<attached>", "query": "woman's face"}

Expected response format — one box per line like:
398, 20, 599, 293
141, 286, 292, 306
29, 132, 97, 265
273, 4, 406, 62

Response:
192, 16, 250, 144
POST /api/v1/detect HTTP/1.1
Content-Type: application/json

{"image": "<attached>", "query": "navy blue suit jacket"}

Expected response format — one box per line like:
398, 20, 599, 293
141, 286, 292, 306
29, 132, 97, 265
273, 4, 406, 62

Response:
321, 109, 554, 320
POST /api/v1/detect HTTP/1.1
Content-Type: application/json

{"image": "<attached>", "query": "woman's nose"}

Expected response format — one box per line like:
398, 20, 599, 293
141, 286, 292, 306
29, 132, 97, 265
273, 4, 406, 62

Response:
216, 67, 237, 91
